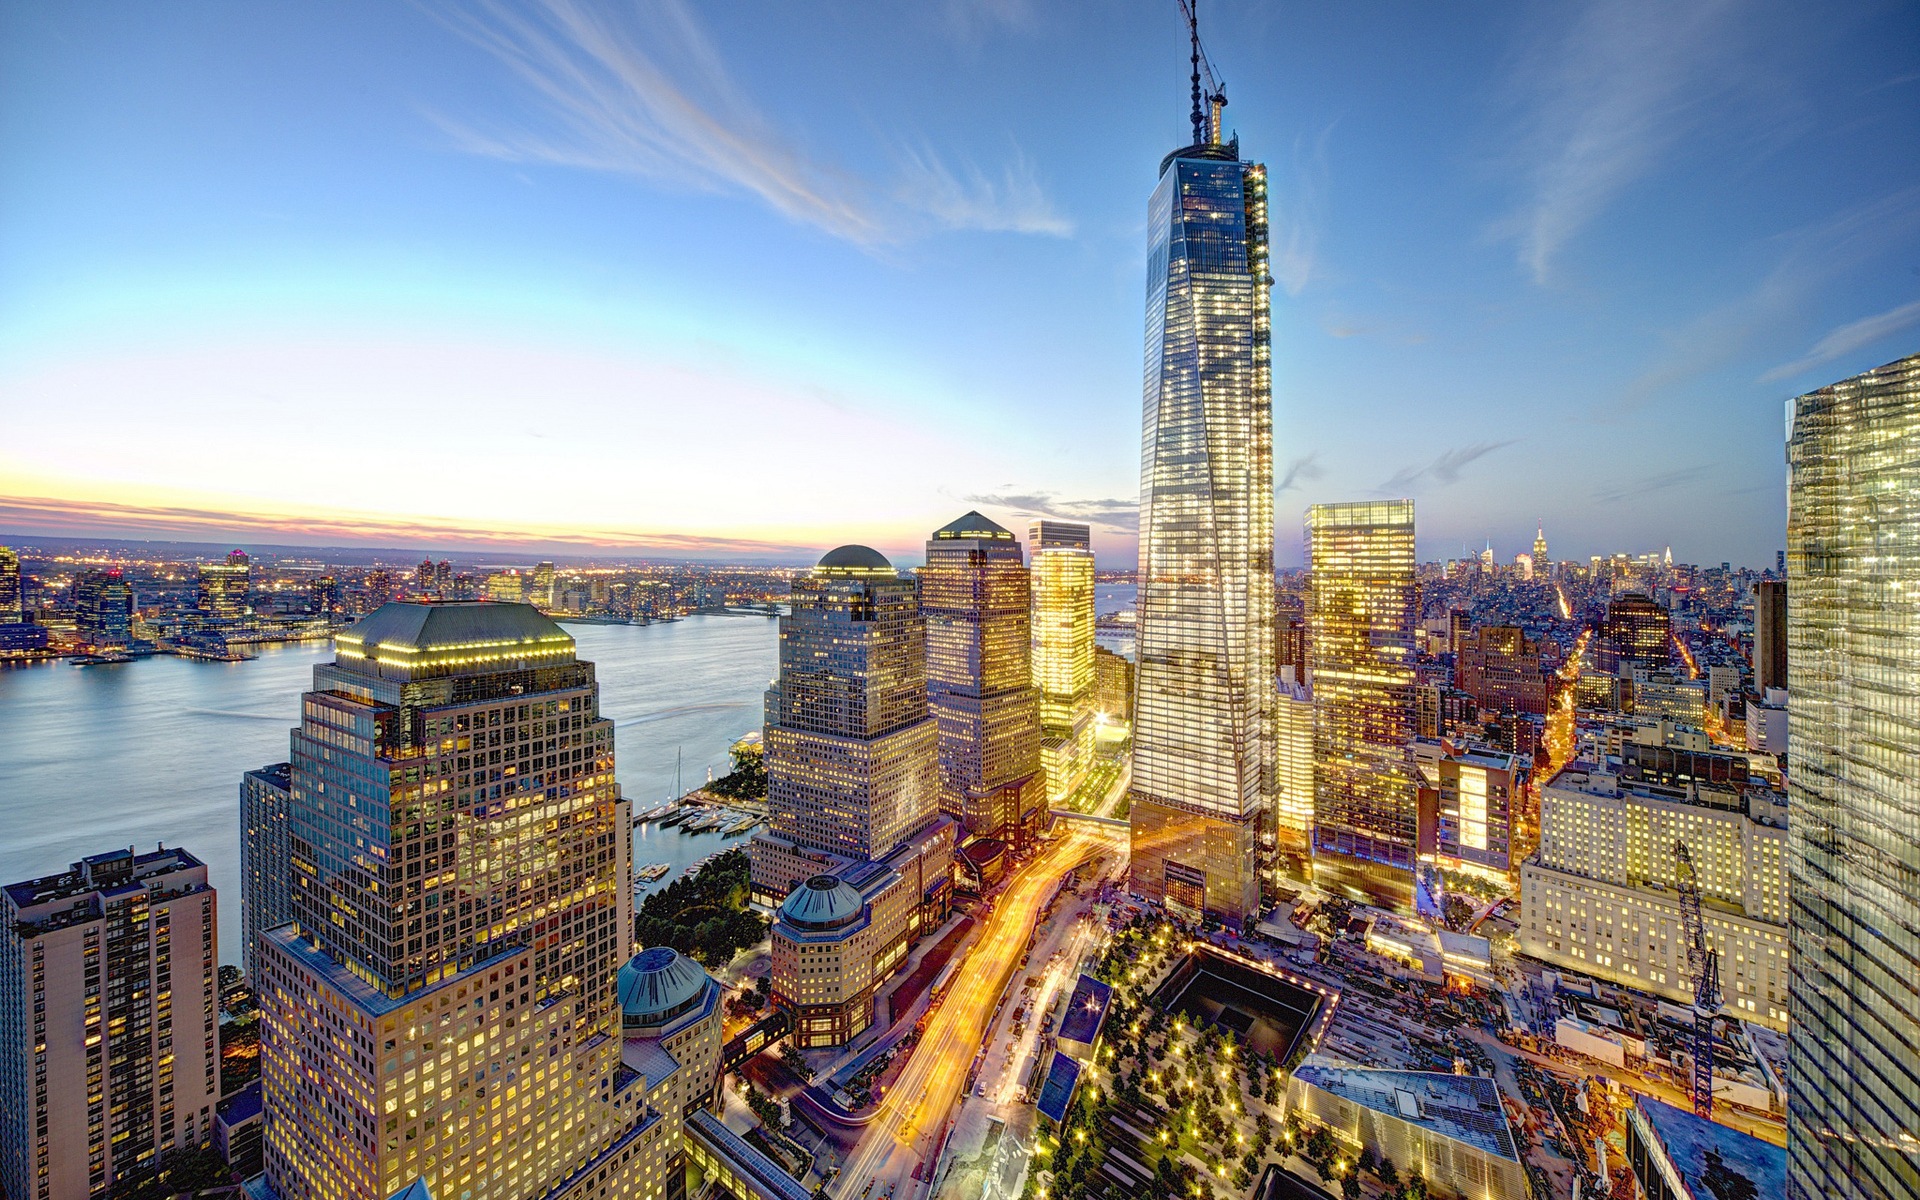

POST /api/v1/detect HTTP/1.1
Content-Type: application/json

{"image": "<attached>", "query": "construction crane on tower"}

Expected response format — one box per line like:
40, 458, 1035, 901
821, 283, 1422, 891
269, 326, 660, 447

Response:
1673, 841, 1724, 1119
1176, 0, 1229, 147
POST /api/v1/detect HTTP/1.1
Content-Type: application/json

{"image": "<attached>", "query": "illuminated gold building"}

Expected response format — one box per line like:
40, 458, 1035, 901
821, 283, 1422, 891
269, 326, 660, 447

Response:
1274, 679, 1314, 856
255, 601, 654, 1200
921, 513, 1044, 846
197, 549, 251, 619
1307, 500, 1419, 907
1028, 521, 1098, 809
1128, 85, 1277, 929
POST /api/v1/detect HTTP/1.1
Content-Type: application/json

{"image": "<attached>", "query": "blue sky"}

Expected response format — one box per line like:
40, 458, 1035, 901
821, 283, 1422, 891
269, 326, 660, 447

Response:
2, 0, 1916, 567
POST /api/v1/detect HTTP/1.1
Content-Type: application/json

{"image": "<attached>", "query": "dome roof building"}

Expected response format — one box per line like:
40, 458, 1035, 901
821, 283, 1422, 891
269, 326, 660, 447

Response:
815, 545, 894, 575
776, 875, 865, 932
616, 946, 715, 1030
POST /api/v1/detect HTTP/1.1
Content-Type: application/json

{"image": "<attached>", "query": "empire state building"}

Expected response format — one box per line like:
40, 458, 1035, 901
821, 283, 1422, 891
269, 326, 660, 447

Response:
1127, 27, 1277, 928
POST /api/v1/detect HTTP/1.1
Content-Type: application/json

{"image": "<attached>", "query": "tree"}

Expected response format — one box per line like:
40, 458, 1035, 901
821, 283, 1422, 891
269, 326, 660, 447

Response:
1358, 1147, 1378, 1175
1341, 1174, 1362, 1200
1379, 1155, 1400, 1187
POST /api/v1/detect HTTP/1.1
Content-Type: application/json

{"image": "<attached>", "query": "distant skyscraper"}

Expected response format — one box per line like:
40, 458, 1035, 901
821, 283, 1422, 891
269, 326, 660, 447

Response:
1605, 592, 1672, 669
1307, 500, 1419, 905
920, 513, 1043, 847
434, 559, 452, 596
362, 568, 395, 609
1532, 525, 1550, 570
532, 560, 557, 609
414, 557, 435, 596
196, 549, 250, 619
1753, 580, 1788, 695
73, 568, 133, 649
751, 546, 943, 891
1028, 520, 1097, 811
309, 575, 338, 618
0, 546, 20, 622
1, 847, 219, 1200
1784, 352, 1920, 1200
239, 763, 291, 981
482, 569, 522, 603
256, 602, 640, 1200
1128, 63, 1276, 929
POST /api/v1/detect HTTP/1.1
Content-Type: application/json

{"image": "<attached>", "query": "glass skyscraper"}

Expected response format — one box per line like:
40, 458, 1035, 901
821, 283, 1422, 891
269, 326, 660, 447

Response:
1029, 521, 1097, 808
922, 513, 1043, 847
1128, 98, 1276, 928
1306, 500, 1419, 906
1785, 352, 1920, 1200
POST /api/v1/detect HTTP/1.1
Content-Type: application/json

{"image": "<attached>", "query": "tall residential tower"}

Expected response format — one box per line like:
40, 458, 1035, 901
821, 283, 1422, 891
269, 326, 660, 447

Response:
1784, 352, 1920, 1200
1127, 55, 1277, 928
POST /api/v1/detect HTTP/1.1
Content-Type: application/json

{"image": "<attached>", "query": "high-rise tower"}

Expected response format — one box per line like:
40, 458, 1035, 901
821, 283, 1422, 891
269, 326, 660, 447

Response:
0, 546, 21, 622
1029, 521, 1098, 809
1307, 500, 1419, 906
1127, 17, 1277, 928
73, 568, 133, 649
197, 549, 250, 620
1784, 352, 1920, 1200
1532, 525, 1549, 571
922, 513, 1043, 847
254, 601, 642, 1200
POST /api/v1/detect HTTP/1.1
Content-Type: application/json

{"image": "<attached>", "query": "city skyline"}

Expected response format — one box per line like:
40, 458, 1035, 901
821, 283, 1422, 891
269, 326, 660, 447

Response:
7, 2, 1919, 567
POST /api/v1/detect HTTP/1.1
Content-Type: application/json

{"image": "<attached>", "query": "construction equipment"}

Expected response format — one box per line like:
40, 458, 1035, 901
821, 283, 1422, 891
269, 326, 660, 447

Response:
1673, 841, 1724, 1119
1175, 0, 1228, 146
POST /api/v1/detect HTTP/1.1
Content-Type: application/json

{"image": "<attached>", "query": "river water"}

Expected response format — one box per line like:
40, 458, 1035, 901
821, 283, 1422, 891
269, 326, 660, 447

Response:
0, 614, 779, 964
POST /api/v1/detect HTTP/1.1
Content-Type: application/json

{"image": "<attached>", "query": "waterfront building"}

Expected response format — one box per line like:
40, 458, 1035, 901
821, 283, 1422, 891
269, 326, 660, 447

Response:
482, 570, 523, 603
73, 568, 133, 649
1604, 593, 1671, 670
1128, 76, 1277, 929
532, 561, 557, 610
1273, 679, 1314, 856
1288, 1056, 1526, 1200
309, 576, 339, 618
921, 513, 1044, 846
1455, 625, 1551, 717
1517, 766, 1789, 1029
1, 847, 219, 1200
197, 549, 251, 619
1784, 352, 1920, 1200
1307, 499, 1420, 906
1752, 580, 1787, 694
1029, 521, 1097, 810
239, 763, 292, 981
751, 547, 946, 887
255, 601, 650, 1200
0, 546, 20, 622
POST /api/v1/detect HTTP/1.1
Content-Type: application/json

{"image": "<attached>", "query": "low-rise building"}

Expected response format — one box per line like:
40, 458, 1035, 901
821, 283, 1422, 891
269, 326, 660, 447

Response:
1518, 767, 1789, 1029
1745, 688, 1787, 755
1288, 1056, 1527, 1200
1625, 1096, 1784, 1200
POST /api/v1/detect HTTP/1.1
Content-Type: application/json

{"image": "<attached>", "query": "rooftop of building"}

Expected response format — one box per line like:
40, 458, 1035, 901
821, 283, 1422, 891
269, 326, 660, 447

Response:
1292, 1055, 1520, 1162
1036, 1051, 1083, 1123
686, 1109, 816, 1200
5, 844, 207, 917
814, 544, 893, 574
617, 946, 716, 1028
775, 874, 867, 933
217, 1081, 264, 1126
334, 601, 575, 680
1635, 1096, 1785, 1198
1057, 974, 1113, 1050
932, 510, 1014, 541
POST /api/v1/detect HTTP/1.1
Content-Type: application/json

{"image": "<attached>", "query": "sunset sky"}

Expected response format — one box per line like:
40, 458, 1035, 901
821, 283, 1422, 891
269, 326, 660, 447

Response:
4, 0, 1918, 566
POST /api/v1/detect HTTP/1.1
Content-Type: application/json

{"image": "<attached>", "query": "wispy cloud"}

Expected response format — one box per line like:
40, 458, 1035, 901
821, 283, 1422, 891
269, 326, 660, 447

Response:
894, 143, 1073, 237
428, 0, 1068, 245
962, 490, 1138, 532
1591, 464, 1706, 504
1760, 298, 1920, 383
1271, 125, 1334, 296
1495, 0, 1749, 283
1278, 452, 1325, 494
1378, 442, 1516, 494
941, 0, 1036, 40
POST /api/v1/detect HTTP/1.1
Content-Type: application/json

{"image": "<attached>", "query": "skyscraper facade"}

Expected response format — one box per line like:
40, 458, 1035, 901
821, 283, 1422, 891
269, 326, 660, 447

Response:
1753, 580, 1788, 695
255, 601, 645, 1200
1029, 521, 1098, 809
1784, 352, 1920, 1200
1274, 680, 1314, 857
1307, 500, 1419, 905
0, 546, 21, 622
751, 546, 944, 895
1604, 593, 1672, 669
197, 550, 250, 619
239, 762, 291, 981
1532, 525, 1550, 572
1127, 88, 1276, 929
921, 513, 1043, 847
73, 568, 134, 649
1, 847, 219, 1200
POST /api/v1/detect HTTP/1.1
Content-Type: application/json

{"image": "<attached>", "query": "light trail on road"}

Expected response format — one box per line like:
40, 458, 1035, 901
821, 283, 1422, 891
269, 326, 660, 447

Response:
832, 823, 1121, 1198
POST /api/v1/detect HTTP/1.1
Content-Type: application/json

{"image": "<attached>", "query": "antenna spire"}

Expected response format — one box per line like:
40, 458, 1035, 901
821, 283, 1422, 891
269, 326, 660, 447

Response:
1188, 0, 1204, 147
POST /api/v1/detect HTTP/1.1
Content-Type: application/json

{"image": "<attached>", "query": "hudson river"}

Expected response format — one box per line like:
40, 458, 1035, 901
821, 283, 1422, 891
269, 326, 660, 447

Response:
0, 614, 779, 965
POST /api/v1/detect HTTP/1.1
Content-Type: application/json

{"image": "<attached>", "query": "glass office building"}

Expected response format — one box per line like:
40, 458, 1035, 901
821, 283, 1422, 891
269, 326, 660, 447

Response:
1307, 500, 1419, 906
1128, 106, 1276, 928
1785, 352, 1920, 1200
1029, 521, 1098, 808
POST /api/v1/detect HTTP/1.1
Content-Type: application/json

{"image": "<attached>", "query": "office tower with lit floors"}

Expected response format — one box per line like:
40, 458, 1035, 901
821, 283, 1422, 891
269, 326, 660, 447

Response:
1, 847, 219, 1200
1127, 61, 1277, 929
239, 763, 292, 981
1784, 352, 1920, 1200
197, 549, 251, 619
1753, 580, 1788, 694
252, 601, 663, 1200
73, 568, 134, 649
1306, 500, 1420, 906
751, 547, 955, 1048
0, 546, 22, 622
921, 512, 1044, 847
1028, 521, 1098, 810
